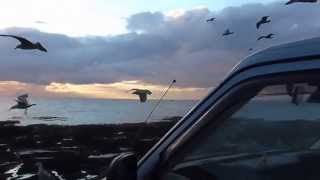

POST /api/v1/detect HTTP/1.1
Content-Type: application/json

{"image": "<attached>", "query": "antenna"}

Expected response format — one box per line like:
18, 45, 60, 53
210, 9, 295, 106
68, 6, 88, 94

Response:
142, 79, 176, 124
131, 80, 176, 151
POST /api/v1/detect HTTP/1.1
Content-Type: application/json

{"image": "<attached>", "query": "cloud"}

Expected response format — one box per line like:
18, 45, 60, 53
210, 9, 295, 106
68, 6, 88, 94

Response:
35, 21, 47, 24
0, 1, 319, 91
126, 12, 165, 32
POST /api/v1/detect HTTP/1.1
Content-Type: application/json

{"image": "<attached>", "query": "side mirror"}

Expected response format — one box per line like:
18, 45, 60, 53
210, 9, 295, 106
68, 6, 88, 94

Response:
107, 153, 137, 180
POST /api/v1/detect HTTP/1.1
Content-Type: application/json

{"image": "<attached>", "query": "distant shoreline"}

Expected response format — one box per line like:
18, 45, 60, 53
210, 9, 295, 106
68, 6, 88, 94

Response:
0, 95, 200, 101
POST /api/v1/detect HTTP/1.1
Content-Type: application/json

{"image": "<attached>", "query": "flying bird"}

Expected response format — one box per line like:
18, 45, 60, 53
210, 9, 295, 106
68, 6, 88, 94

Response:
256, 16, 271, 29
36, 162, 57, 180
10, 94, 36, 115
35, 20, 46, 24
286, 84, 305, 105
257, 33, 275, 40
291, 86, 305, 105
285, 0, 317, 5
129, 89, 152, 103
222, 29, 234, 36
0, 35, 47, 52
206, 17, 216, 22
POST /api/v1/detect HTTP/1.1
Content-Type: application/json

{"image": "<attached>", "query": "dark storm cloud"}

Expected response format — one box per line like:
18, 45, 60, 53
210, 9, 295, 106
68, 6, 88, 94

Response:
0, 2, 320, 88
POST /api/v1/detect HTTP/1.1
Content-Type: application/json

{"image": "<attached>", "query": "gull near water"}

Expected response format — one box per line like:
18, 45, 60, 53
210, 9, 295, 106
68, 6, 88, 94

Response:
0, 35, 47, 52
10, 94, 36, 115
129, 89, 152, 103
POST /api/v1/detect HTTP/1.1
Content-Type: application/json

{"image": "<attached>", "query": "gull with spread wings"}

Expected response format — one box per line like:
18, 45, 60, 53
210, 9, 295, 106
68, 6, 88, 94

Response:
258, 33, 275, 41
0, 35, 47, 52
10, 94, 36, 115
129, 89, 152, 103
206, 17, 216, 22
286, 0, 317, 5
256, 16, 271, 29
222, 29, 234, 36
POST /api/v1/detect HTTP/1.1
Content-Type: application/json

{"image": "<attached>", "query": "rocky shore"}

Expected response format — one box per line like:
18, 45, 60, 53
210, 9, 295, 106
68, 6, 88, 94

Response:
0, 117, 180, 179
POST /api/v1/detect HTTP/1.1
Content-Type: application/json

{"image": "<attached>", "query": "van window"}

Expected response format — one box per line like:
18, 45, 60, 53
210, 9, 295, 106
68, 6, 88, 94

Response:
182, 82, 320, 161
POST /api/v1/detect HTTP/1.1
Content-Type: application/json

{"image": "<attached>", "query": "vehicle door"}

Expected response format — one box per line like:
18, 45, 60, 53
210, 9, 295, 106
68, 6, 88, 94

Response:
157, 70, 320, 180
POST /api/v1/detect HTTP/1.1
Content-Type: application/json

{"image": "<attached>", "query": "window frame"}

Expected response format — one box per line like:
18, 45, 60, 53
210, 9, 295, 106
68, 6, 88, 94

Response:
138, 59, 320, 180
160, 69, 320, 172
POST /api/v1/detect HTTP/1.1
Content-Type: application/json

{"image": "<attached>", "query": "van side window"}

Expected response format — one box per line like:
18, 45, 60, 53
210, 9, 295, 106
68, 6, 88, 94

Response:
181, 83, 320, 162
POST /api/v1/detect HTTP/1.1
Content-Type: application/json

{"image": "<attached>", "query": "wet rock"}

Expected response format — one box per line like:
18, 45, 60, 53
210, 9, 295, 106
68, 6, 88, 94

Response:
0, 120, 176, 179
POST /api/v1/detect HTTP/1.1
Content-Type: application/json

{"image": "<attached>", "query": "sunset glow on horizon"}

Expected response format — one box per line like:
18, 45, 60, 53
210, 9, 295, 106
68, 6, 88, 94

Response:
0, 80, 209, 100
45, 81, 210, 100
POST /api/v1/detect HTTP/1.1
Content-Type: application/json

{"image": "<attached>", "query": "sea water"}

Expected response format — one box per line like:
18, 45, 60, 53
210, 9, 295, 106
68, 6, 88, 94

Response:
0, 97, 198, 126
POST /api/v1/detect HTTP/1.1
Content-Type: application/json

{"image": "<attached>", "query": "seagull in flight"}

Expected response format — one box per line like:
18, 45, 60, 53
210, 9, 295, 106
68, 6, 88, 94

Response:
291, 86, 305, 105
286, 84, 305, 105
10, 94, 36, 115
206, 17, 216, 22
0, 35, 47, 52
222, 29, 234, 36
285, 0, 317, 5
256, 16, 271, 29
129, 89, 152, 103
35, 21, 46, 24
257, 33, 275, 40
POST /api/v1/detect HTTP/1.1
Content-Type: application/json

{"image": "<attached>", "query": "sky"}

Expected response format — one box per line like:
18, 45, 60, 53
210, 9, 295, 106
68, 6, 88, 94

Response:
0, 0, 319, 100
0, 0, 279, 36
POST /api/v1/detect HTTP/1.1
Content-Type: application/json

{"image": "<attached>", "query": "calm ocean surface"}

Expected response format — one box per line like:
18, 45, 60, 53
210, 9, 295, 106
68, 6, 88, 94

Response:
0, 97, 198, 126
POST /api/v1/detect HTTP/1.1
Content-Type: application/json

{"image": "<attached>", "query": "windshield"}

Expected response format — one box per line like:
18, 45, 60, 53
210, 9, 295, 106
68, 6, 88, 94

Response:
0, 0, 319, 179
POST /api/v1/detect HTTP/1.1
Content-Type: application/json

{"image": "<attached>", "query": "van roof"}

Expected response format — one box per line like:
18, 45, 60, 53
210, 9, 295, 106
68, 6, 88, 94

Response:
233, 37, 320, 73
